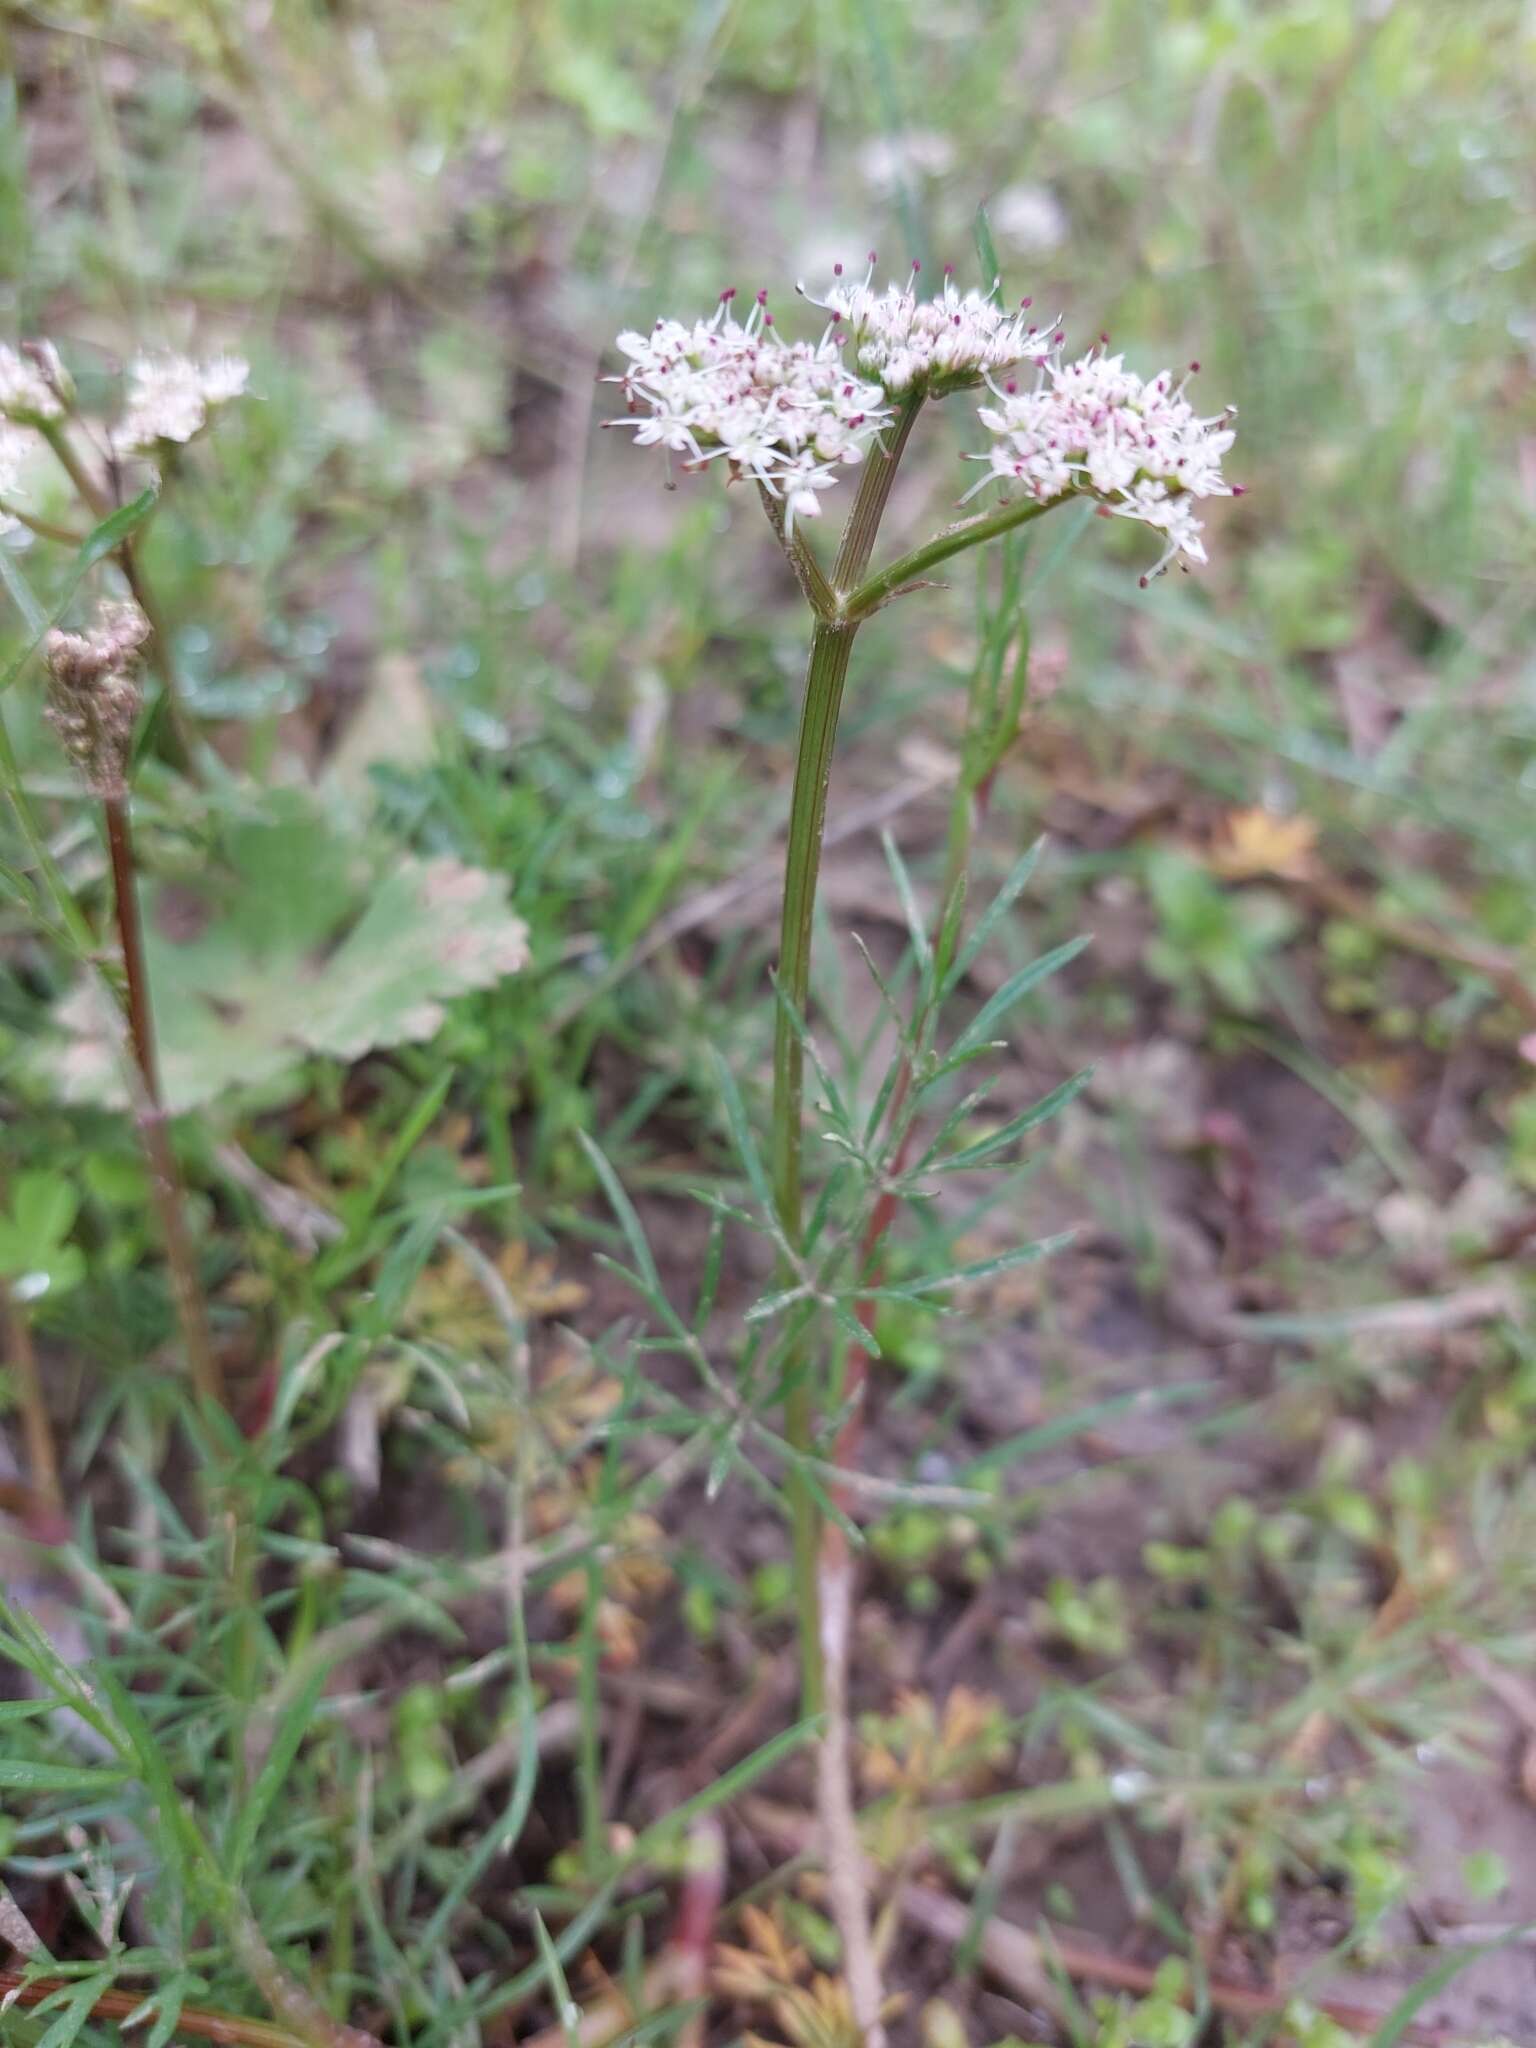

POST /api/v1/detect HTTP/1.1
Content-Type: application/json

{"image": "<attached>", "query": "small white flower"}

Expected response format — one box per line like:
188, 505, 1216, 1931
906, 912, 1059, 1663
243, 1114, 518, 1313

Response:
969, 345, 1240, 579
989, 181, 1068, 255
608, 290, 889, 518
800, 256, 1057, 398
0, 341, 67, 424
856, 130, 954, 195
116, 353, 250, 452
776, 450, 842, 534
0, 424, 30, 533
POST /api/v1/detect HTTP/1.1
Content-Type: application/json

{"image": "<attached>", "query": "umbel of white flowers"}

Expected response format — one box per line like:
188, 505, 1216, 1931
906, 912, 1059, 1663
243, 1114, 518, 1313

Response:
609, 287, 891, 534
116, 354, 250, 453
609, 259, 1240, 575
967, 346, 1240, 583
0, 341, 249, 539
0, 342, 249, 458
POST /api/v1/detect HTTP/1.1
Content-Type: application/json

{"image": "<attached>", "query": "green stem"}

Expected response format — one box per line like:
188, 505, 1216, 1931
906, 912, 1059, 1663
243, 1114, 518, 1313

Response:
0, 708, 98, 954
577, 1555, 606, 1872
845, 490, 1067, 622
768, 396, 921, 1713
942, 588, 1031, 911
0, 499, 85, 546
772, 614, 857, 1713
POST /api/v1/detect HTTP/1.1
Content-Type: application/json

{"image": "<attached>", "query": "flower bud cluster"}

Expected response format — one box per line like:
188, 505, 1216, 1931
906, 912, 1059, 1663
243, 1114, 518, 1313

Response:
44, 602, 151, 799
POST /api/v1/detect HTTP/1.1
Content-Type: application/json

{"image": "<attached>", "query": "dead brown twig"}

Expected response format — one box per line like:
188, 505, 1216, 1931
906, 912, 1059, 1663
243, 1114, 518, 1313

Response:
817, 1535, 888, 2048
0, 1971, 306, 2048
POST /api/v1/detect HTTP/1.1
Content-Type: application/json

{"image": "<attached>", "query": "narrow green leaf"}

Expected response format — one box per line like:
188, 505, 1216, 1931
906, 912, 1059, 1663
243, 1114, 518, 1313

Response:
0, 542, 48, 637
692, 1211, 725, 1333
88, 1660, 209, 1878
910, 1079, 1001, 1174
914, 1039, 1011, 1096
709, 1049, 777, 1227
849, 931, 907, 1036
627, 1717, 819, 1866
829, 1295, 878, 1358
1370, 1926, 1529, 2045
141, 1973, 189, 2048
338, 1067, 454, 1260
802, 1162, 852, 1258
578, 1134, 662, 1297
932, 869, 968, 990
0, 1760, 132, 1793
958, 1380, 1214, 1481
943, 838, 1044, 996
0, 1699, 53, 1724
952, 935, 1090, 1056
530, 1911, 583, 2047
871, 1230, 1075, 1300
880, 829, 931, 975
743, 1283, 814, 1326
79, 487, 159, 569
228, 1671, 325, 1878
973, 201, 1002, 294
602, 2007, 699, 2048
0, 489, 157, 698
933, 1069, 1093, 1172
31, 1972, 113, 2048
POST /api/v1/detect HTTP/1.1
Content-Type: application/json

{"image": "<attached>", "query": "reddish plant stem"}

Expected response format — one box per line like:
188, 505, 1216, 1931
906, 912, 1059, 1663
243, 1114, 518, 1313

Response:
672, 1818, 725, 2048
104, 795, 223, 1411
105, 798, 158, 1090
829, 1074, 914, 1518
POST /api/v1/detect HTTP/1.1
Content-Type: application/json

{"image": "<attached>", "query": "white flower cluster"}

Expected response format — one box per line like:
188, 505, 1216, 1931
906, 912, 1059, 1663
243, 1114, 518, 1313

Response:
0, 342, 67, 424
117, 353, 250, 453
610, 291, 889, 530
972, 347, 1240, 580
802, 258, 1058, 396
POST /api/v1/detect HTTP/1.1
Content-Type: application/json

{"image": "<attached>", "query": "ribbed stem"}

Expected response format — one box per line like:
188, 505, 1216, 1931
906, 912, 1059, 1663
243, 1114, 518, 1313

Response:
768, 395, 921, 1714
771, 616, 856, 1710
832, 396, 924, 596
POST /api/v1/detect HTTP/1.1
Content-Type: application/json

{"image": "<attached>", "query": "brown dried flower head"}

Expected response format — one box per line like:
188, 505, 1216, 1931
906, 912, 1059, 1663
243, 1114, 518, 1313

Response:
44, 602, 151, 798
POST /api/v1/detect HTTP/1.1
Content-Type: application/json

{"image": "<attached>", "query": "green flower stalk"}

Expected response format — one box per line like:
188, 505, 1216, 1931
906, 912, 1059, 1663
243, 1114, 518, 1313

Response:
609, 256, 1241, 1713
